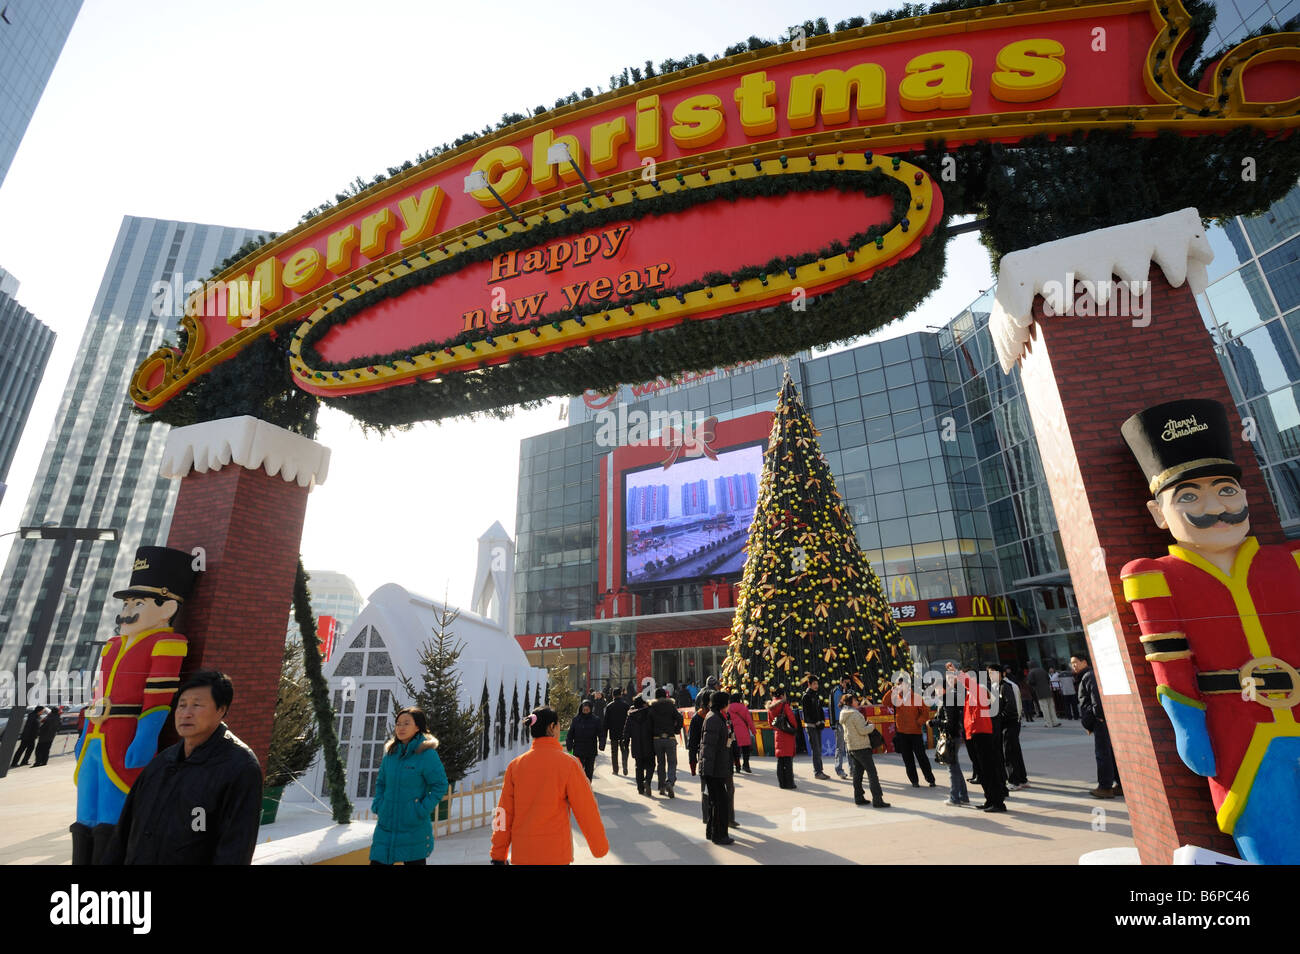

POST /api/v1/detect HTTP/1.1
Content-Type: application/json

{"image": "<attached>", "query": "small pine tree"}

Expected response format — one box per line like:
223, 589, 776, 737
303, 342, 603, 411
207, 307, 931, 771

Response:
546, 652, 581, 731
397, 603, 484, 786
266, 640, 321, 788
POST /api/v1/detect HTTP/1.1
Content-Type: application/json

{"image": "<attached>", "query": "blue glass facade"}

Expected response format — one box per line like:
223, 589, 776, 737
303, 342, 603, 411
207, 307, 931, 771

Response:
0, 1, 81, 189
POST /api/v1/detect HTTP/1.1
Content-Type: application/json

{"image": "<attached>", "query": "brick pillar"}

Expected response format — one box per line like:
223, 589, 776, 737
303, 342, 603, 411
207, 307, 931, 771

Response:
1005, 240, 1285, 863
155, 417, 330, 773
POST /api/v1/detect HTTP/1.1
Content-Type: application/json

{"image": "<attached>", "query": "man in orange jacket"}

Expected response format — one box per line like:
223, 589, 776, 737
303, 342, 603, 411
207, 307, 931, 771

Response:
490, 707, 609, 865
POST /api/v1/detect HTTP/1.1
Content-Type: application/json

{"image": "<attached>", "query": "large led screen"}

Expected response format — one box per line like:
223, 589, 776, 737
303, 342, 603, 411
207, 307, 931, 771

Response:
622, 443, 764, 586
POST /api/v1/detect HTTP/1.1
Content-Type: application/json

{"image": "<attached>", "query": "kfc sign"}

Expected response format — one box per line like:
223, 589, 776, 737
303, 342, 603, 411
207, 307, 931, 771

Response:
516, 630, 590, 652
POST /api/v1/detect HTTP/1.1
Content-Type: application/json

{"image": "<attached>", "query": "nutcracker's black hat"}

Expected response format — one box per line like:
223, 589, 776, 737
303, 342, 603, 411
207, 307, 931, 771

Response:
1120, 399, 1242, 496
113, 546, 198, 602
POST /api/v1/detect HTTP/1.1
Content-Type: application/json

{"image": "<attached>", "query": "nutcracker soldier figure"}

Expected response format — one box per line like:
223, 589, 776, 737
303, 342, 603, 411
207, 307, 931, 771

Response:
70, 546, 198, 864
1120, 399, 1300, 864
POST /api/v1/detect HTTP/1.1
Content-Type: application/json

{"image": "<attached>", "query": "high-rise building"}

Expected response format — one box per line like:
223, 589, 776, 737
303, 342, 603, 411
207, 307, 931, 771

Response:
285, 569, 365, 646
0, 1, 82, 190
0, 216, 267, 674
0, 273, 55, 506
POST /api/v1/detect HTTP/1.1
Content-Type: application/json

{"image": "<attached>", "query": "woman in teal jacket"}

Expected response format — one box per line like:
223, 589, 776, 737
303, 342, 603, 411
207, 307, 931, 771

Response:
369, 707, 448, 865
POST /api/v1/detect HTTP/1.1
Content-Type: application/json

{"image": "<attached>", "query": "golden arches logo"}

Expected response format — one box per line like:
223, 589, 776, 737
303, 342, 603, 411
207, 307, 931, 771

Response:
889, 576, 918, 601
972, 596, 992, 618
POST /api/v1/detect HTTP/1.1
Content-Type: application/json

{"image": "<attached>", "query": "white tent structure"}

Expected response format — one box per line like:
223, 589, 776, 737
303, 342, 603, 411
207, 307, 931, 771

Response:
289, 523, 547, 810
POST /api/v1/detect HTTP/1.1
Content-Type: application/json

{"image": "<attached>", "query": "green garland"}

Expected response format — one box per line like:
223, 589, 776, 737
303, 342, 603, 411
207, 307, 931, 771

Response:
294, 560, 353, 825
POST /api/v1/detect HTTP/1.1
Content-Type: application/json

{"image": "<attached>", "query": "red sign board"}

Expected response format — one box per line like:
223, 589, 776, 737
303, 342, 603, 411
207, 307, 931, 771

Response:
318, 615, 338, 662
516, 631, 591, 652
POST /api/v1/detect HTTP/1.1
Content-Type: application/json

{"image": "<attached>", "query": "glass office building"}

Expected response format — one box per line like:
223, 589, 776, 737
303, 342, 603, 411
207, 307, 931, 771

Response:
0, 1, 82, 189
0, 274, 55, 507
0, 216, 267, 675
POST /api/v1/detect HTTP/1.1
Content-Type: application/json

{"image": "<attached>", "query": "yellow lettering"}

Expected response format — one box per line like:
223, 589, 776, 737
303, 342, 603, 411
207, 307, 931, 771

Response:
530, 129, 585, 191
282, 247, 324, 292
252, 257, 282, 312
589, 116, 630, 172
669, 94, 726, 150
635, 95, 663, 158
326, 225, 359, 274
359, 208, 397, 258
990, 38, 1066, 103
898, 50, 972, 112
469, 145, 528, 207
733, 72, 777, 136
787, 64, 886, 128
397, 186, 447, 245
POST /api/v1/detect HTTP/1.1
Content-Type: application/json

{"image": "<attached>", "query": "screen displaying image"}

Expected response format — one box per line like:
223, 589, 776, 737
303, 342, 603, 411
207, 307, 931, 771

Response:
622, 443, 764, 586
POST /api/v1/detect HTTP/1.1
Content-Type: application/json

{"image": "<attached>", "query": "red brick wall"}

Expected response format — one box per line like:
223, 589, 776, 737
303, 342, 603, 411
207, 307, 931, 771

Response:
1018, 269, 1283, 864
159, 465, 312, 774
635, 626, 732, 687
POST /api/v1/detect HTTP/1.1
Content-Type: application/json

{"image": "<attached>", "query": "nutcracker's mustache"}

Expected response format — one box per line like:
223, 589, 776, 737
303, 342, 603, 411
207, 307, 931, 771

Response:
1187, 507, 1249, 529
115, 613, 140, 626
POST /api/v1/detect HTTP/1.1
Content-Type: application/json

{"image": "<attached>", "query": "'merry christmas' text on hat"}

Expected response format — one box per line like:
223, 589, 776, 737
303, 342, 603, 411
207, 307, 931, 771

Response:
113, 546, 198, 602
1120, 399, 1242, 496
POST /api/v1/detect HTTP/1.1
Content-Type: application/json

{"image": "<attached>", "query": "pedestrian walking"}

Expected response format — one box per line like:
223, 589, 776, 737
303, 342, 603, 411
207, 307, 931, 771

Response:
838, 692, 890, 808
698, 690, 736, 846
10, 706, 43, 767
649, 687, 683, 798
590, 690, 607, 729
800, 675, 831, 780
1001, 666, 1029, 789
490, 707, 609, 865
936, 669, 969, 805
687, 695, 707, 776
726, 694, 756, 774
625, 696, 655, 796
1015, 669, 1036, 723
1059, 668, 1079, 719
33, 706, 62, 767
601, 691, 631, 775
890, 675, 936, 788
767, 688, 800, 789
369, 707, 449, 866
954, 663, 1006, 812
566, 699, 601, 780
1028, 661, 1060, 726
831, 674, 852, 778
1073, 653, 1121, 798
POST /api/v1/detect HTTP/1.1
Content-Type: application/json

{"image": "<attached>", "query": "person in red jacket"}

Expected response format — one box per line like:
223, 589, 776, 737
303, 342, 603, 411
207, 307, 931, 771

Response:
767, 688, 800, 790
948, 663, 1006, 813
490, 707, 609, 865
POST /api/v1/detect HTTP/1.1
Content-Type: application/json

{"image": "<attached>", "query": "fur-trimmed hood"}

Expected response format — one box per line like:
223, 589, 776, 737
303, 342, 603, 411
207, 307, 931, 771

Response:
385, 732, 440, 755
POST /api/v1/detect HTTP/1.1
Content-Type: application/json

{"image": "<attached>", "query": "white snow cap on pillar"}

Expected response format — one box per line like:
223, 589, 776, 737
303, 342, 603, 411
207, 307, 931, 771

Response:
989, 207, 1214, 374
159, 415, 331, 489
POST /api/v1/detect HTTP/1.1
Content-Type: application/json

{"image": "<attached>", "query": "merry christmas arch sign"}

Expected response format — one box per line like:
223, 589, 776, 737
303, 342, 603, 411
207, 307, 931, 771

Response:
130, 0, 1300, 426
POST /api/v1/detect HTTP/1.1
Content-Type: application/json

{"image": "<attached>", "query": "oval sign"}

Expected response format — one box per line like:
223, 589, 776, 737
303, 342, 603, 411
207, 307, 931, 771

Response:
290, 152, 941, 398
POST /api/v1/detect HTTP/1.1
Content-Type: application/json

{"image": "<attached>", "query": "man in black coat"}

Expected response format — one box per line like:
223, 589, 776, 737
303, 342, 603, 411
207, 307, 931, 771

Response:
10, 706, 44, 767
698, 690, 736, 846
102, 671, 262, 865
800, 676, 831, 780
566, 700, 602, 780
624, 697, 655, 796
600, 692, 631, 775
1073, 652, 1120, 799
32, 706, 62, 767
649, 688, 684, 797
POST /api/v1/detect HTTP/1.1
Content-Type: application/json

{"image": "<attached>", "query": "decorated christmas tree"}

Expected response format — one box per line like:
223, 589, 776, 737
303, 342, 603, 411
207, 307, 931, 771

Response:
721, 374, 912, 704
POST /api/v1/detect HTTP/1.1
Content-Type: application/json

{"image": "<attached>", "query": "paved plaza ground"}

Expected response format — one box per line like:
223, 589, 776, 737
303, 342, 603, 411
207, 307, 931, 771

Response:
0, 721, 1136, 865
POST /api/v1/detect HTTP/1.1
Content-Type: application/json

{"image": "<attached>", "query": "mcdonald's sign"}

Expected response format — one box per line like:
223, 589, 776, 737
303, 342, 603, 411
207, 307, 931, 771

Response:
889, 576, 918, 601
971, 596, 993, 619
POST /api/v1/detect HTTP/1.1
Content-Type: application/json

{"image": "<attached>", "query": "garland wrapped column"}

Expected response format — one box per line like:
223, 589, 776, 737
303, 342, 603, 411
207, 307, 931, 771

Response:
722, 375, 911, 703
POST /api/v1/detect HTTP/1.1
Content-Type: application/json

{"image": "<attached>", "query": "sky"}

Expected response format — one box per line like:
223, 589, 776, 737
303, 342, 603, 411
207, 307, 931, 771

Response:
0, 0, 994, 613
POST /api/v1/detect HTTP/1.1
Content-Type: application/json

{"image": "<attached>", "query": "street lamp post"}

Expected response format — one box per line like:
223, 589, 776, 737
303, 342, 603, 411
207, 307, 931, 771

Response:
0, 525, 118, 779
